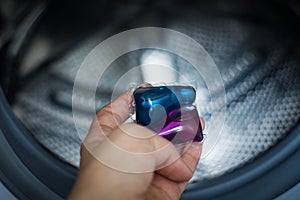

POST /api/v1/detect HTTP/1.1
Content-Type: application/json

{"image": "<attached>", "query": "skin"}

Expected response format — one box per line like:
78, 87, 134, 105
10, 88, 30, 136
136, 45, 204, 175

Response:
68, 90, 205, 200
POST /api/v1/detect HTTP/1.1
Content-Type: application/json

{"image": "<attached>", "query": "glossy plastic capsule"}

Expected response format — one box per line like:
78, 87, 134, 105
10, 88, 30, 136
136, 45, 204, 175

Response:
133, 85, 203, 143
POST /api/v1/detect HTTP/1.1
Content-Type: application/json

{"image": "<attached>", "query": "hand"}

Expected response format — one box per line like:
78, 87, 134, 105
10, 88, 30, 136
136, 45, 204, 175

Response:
68, 91, 205, 200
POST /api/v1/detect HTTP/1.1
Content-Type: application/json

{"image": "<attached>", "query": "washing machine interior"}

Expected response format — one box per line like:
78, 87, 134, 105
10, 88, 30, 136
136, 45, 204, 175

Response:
0, 0, 300, 199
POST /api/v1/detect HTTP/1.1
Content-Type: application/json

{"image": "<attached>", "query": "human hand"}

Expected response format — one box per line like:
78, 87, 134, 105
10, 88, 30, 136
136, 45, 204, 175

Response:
68, 90, 205, 200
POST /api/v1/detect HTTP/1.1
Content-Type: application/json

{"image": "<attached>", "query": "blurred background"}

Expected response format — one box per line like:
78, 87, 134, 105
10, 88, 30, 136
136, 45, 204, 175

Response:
0, 0, 300, 199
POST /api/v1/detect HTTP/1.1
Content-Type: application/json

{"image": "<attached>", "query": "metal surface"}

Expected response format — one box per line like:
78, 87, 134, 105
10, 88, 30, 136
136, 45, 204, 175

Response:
0, 182, 17, 200
12, 13, 300, 182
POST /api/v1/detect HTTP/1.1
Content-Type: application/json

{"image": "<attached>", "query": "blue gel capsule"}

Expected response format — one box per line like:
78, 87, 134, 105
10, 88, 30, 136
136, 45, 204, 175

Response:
133, 86, 196, 126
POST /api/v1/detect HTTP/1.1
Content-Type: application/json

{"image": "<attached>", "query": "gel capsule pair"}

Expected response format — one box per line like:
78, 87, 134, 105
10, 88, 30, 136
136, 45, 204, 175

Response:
133, 86, 203, 143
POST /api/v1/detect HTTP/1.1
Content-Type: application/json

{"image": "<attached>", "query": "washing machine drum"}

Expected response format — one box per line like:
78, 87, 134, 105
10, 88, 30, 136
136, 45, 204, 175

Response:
0, 1, 300, 199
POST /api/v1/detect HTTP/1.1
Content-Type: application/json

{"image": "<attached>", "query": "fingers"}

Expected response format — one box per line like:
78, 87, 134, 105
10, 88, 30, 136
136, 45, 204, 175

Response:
137, 83, 152, 87
200, 117, 205, 130
88, 91, 131, 137
155, 115, 204, 182
86, 87, 204, 178
84, 91, 131, 148
97, 91, 131, 129
84, 122, 199, 175
84, 123, 175, 173
146, 174, 183, 200
90, 83, 151, 134
176, 143, 202, 193
155, 142, 202, 182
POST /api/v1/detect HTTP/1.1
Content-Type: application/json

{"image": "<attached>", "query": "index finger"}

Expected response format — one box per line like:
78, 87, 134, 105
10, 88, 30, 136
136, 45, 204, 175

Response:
88, 91, 131, 137
92, 83, 151, 133
98, 91, 131, 128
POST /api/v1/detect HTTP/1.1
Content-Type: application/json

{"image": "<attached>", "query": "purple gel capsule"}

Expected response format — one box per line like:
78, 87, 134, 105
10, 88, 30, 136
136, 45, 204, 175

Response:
157, 105, 203, 143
